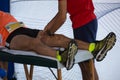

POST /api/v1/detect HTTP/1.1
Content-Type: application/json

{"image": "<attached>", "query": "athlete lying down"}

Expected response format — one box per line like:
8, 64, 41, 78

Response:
0, 11, 116, 70
4, 22, 116, 70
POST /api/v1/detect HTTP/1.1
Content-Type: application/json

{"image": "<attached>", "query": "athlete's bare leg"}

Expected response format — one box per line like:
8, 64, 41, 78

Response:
38, 31, 89, 50
9, 35, 57, 58
9, 30, 80, 58
9, 34, 79, 70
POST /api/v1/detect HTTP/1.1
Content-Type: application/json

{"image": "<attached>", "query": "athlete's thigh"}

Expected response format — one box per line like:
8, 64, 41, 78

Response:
9, 35, 35, 50
6, 27, 39, 50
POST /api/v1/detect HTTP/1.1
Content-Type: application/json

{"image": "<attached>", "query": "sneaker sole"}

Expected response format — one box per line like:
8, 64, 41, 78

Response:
66, 40, 78, 70
96, 32, 116, 61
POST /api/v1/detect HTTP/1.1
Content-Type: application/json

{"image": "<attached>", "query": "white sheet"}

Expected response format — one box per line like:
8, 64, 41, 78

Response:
0, 47, 93, 69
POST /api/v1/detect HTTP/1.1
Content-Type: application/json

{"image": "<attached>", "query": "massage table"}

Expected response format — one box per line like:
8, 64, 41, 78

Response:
0, 47, 93, 80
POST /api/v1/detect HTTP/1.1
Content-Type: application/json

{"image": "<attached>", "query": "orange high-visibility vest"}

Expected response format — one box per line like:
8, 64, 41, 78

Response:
0, 11, 17, 46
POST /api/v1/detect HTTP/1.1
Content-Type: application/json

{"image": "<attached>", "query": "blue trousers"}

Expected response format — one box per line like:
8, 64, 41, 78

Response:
0, 68, 6, 78
7, 62, 15, 80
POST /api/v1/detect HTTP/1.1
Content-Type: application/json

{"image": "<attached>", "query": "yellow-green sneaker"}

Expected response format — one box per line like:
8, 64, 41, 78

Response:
92, 32, 116, 61
60, 39, 78, 70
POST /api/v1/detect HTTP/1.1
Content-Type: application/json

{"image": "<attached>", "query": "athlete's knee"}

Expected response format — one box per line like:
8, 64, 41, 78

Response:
53, 34, 65, 40
30, 38, 44, 49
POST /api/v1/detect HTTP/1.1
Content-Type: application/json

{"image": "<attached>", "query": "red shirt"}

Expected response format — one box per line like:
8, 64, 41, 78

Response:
67, 0, 96, 29
0, 11, 17, 46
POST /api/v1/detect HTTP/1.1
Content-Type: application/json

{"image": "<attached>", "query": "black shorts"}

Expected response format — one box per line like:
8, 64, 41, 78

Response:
73, 18, 98, 43
6, 27, 40, 48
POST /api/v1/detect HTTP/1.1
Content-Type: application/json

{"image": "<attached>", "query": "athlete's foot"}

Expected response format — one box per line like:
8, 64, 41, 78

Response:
92, 32, 116, 61
60, 39, 78, 70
